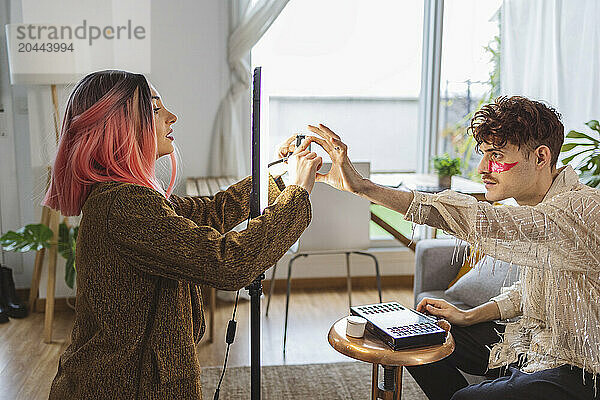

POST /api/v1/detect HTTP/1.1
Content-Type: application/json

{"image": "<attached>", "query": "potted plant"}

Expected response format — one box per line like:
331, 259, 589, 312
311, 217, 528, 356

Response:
560, 120, 600, 188
0, 222, 78, 289
432, 153, 462, 189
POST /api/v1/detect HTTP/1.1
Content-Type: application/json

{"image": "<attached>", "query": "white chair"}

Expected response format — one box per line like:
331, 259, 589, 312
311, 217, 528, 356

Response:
265, 161, 382, 353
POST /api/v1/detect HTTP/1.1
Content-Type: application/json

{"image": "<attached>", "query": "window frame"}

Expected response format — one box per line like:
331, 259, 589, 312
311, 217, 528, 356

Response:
247, 0, 447, 245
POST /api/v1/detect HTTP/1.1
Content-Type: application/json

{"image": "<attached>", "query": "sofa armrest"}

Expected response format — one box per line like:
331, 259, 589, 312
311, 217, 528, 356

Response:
413, 238, 468, 307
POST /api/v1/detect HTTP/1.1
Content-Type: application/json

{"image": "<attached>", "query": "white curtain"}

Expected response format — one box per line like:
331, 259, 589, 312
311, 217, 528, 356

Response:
208, 0, 290, 177
501, 0, 600, 135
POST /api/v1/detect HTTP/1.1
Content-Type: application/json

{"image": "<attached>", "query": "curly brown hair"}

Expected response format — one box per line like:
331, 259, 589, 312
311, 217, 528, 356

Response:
468, 96, 564, 168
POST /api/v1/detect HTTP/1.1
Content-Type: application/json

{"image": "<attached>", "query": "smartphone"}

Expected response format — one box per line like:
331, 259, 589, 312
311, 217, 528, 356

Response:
295, 134, 311, 152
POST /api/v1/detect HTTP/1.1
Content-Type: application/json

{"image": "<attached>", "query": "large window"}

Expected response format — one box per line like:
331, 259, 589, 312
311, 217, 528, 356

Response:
251, 0, 501, 243
437, 0, 502, 179
252, 0, 424, 173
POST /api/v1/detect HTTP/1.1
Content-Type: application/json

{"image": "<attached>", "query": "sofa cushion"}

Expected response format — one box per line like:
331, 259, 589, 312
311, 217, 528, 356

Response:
448, 249, 484, 288
444, 256, 520, 308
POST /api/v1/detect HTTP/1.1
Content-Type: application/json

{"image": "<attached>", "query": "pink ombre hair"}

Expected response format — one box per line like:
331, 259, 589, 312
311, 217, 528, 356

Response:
43, 70, 176, 216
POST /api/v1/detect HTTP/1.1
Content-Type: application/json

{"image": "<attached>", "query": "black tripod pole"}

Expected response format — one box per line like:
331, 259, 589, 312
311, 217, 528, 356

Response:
246, 274, 264, 400
248, 66, 263, 399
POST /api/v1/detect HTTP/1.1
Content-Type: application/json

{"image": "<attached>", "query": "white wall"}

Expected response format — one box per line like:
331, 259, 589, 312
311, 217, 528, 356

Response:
0, 0, 24, 282
147, 1, 230, 184
0, 0, 36, 289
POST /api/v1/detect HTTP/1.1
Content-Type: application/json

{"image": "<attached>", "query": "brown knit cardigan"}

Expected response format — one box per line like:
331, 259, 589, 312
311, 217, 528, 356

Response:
48, 176, 311, 400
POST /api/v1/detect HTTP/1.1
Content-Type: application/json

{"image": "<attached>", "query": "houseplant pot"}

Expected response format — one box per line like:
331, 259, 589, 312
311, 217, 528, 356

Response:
432, 153, 461, 190
438, 174, 452, 189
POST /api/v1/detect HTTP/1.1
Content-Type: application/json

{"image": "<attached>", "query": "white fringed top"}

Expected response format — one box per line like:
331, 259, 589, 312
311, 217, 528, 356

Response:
405, 165, 600, 384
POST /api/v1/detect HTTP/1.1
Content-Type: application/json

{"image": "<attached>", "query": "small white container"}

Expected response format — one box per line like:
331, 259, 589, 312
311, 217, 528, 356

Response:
346, 316, 367, 338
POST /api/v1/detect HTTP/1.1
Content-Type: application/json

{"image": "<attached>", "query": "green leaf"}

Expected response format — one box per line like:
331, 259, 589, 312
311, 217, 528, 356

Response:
58, 223, 77, 261
0, 223, 52, 253
585, 120, 600, 132
431, 153, 461, 176
562, 119, 600, 188
561, 143, 595, 152
19, 243, 37, 253
26, 224, 53, 242
58, 223, 70, 255
577, 159, 597, 172
0, 231, 21, 245
593, 163, 600, 176
584, 175, 600, 188
561, 148, 594, 164
65, 257, 76, 289
58, 222, 78, 288
2, 241, 25, 252
566, 130, 599, 142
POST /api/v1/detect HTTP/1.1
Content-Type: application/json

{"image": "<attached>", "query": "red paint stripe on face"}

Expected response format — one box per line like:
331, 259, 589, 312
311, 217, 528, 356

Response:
489, 160, 518, 173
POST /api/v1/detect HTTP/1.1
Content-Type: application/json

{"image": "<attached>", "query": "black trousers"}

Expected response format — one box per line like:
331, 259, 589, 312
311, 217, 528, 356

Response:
406, 321, 598, 400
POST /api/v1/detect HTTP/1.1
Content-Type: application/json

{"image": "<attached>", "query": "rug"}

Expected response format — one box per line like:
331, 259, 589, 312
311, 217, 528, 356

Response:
201, 362, 427, 399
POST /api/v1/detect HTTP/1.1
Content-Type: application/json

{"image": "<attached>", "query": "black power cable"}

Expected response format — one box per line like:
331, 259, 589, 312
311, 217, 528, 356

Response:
213, 289, 240, 400
213, 214, 251, 400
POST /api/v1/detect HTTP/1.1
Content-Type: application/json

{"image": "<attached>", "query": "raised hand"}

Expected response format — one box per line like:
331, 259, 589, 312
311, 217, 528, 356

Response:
274, 134, 298, 160
305, 124, 365, 194
269, 134, 299, 178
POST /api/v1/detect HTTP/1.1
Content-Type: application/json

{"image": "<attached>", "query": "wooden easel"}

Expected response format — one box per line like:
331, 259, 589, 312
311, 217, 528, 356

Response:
29, 84, 63, 344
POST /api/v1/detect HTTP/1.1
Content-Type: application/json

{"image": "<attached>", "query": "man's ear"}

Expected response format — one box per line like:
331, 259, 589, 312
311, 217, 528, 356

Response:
534, 145, 552, 169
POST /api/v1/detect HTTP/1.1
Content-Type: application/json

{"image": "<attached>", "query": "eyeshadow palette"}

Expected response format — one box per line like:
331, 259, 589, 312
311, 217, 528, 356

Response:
350, 302, 446, 350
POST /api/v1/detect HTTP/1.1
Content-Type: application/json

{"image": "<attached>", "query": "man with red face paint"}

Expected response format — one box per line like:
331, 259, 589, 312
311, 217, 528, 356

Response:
305, 96, 599, 400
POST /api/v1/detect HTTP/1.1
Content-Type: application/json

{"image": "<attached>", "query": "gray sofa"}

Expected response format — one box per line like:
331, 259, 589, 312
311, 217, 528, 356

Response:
412, 238, 522, 386
413, 238, 470, 309
413, 238, 481, 385
413, 238, 520, 310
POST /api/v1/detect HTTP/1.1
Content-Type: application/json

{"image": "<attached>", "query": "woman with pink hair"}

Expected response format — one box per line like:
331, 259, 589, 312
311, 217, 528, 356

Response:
45, 70, 320, 399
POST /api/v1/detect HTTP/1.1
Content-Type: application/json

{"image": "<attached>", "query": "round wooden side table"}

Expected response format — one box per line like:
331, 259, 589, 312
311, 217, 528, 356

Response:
328, 316, 455, 400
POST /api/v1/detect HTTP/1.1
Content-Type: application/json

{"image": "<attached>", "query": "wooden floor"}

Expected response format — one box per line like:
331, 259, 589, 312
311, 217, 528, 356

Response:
0, 285, 413, 400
